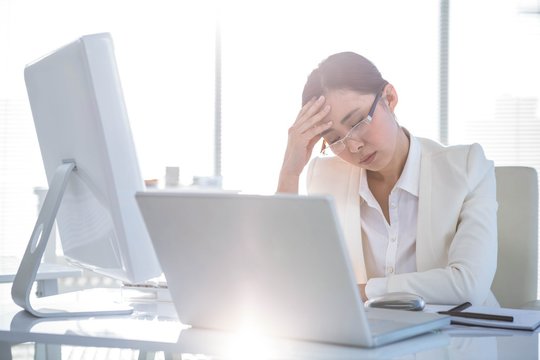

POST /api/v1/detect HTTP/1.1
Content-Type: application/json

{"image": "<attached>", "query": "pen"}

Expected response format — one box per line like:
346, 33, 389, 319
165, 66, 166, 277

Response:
438, 310, 514, 322
446, 302, 472, 312
438, 302, 514, 322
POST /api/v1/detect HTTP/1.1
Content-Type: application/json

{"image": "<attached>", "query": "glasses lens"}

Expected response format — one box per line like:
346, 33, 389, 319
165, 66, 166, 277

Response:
328, 141, 345, 155
350, 118, 370, 138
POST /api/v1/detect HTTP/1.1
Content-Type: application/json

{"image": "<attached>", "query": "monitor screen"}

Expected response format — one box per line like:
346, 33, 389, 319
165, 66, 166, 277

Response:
24, 33, 161, 284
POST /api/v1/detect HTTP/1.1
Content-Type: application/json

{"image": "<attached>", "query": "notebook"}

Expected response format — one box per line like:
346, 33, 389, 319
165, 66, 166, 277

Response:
426, 304, 540, 331
135, 191, 449, 348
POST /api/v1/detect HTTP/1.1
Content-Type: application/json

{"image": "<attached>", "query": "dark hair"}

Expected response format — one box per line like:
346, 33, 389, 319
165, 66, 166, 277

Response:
302, 52, 388, 106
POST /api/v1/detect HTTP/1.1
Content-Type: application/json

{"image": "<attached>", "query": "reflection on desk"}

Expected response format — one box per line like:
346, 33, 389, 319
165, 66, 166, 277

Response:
7, 307, 448, 359
1, 295, 539, 360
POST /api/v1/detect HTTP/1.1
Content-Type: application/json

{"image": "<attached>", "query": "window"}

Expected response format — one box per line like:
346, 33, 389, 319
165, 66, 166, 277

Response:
447, 0, 540, 295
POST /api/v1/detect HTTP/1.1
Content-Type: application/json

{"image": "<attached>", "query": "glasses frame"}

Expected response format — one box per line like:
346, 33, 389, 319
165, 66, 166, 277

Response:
324, 90, 383, 155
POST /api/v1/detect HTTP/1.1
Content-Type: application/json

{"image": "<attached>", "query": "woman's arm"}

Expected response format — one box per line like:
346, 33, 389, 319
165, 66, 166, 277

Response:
277, 96, 332, 193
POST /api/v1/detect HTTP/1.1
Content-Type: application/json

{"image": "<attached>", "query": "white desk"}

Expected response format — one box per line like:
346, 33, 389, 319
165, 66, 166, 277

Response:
0, 257, 81, 297
0, 291, 538, 360
1, 256, 83, 359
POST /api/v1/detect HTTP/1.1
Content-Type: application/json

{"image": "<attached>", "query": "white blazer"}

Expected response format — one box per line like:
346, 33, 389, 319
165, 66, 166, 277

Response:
306, 137, 499, 306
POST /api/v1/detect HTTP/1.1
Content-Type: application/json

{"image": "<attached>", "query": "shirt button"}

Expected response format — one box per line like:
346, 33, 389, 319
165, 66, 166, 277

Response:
390, 202, 396, 209
387, 267, 394, 274
390, 236, 396, 242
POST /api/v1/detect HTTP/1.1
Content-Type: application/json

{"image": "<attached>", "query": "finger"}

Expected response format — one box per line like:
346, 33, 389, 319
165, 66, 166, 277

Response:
298, 104, 331, 133
293, 98, 317, 126
306, 135, 322, 153
302, 119, 332, 141
302, 95, 326, 119
296, 96, 318, 120
294, 95, 325, 125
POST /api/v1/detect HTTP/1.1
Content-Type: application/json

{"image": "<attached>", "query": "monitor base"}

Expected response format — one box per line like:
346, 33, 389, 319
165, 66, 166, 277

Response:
10, 161, 133, 318
27, 288, 132, 318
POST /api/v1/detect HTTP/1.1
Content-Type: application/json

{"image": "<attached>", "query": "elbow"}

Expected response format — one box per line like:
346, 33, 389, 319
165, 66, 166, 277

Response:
449, 264, 495, 305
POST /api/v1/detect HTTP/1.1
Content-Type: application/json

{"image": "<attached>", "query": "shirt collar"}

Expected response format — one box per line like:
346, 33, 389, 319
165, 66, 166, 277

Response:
359, 168, 376, 206
396, 134, 421, 197
359, 133, 421, 202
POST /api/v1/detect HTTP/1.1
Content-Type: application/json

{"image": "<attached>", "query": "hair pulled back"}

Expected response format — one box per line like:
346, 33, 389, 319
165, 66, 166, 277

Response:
302, 52, 388, 106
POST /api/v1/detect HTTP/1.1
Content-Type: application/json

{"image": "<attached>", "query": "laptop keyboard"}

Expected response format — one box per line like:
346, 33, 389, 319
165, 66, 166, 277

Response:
123, 273, 168, 288
367, 316, 409, 336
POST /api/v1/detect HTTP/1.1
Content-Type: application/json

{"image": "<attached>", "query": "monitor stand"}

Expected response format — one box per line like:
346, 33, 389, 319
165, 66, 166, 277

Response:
11, 160, 133, 318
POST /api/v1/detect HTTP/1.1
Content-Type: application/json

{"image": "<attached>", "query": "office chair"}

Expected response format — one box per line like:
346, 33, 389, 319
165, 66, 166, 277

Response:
491, 166, 539, 309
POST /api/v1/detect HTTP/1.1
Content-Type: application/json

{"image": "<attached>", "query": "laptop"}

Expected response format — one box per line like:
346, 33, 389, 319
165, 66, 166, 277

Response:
135, 191, 449, 348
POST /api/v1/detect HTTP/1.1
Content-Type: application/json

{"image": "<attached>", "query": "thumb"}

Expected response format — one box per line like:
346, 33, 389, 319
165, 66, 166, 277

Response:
307, 136, 322, 154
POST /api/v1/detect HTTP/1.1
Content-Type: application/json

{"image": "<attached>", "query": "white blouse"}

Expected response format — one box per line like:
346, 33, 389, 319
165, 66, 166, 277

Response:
361, 135, 421, 299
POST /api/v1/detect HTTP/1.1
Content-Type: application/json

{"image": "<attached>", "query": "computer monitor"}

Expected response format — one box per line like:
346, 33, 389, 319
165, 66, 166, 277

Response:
11, 33, 162, 317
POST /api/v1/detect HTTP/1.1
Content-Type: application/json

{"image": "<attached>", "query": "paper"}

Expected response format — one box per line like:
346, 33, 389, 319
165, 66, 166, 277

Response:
424, 305, 540, 331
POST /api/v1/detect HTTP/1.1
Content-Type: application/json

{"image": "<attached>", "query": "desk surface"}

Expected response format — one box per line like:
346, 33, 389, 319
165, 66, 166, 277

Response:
0, 290, 538, 359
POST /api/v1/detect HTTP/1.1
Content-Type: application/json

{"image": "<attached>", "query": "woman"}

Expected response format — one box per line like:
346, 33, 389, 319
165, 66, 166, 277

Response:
277, 52, 498, 306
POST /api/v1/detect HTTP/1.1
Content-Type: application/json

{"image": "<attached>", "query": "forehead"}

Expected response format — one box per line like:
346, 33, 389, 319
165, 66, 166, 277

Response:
324, 89, 374, 123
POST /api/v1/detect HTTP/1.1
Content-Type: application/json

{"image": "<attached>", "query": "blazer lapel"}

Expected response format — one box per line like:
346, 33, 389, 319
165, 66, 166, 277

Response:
416, 141, 434, 272
342, 166, 367, 284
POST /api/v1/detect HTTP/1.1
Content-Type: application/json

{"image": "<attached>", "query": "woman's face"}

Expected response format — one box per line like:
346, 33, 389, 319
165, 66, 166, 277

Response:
321, 88, 401, 172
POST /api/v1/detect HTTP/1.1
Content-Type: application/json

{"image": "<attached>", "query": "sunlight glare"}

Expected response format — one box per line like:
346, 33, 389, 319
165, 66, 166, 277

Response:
224, 325, 275, 360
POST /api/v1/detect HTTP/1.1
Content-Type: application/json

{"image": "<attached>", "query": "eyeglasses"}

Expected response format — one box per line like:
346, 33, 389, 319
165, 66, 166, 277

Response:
325, 91, 383, 155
